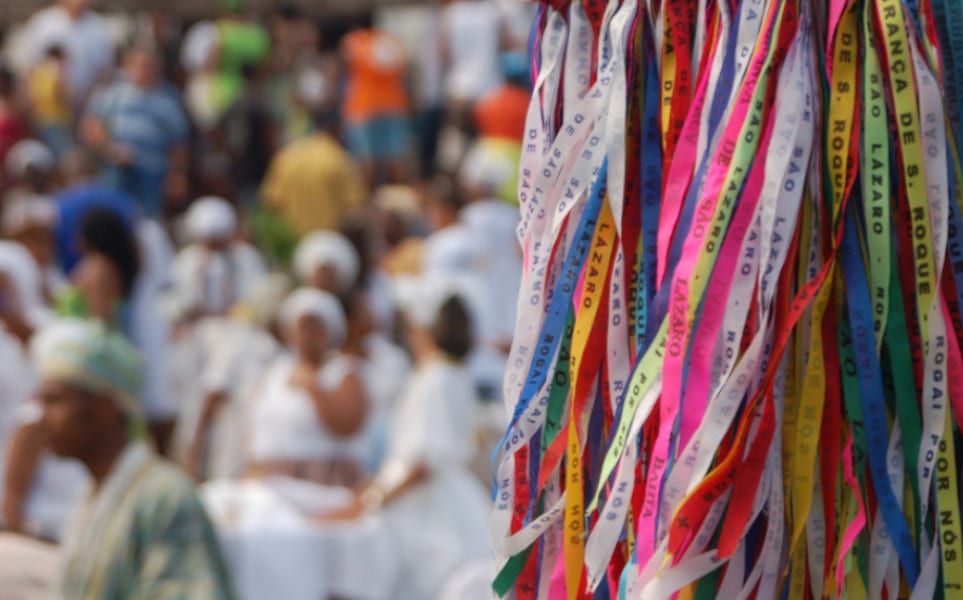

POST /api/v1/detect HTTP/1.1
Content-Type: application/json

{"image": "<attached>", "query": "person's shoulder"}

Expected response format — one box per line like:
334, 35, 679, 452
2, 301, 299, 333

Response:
26, 6, 67, 29
135, 458, 205, 511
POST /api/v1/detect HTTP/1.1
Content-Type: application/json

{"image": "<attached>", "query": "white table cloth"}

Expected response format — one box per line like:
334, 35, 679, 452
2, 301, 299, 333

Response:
202, 477, 401, 600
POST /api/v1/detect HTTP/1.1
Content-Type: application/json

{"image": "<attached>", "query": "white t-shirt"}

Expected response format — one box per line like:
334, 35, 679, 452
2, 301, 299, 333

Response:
11, 6, 114, 104
441, 1, 503, 102
165, 242, 267, 320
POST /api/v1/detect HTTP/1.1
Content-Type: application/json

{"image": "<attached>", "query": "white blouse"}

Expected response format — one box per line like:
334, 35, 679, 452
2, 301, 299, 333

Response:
248, 354, 373, 468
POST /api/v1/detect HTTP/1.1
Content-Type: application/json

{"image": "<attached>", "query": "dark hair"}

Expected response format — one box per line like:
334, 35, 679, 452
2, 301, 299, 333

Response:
80, 209, 140, 298
354, 11, 375, 31
431, 295, 474, 360
276, 3, 303, 20
45, 45, 65, 60
0, 66, 14, 96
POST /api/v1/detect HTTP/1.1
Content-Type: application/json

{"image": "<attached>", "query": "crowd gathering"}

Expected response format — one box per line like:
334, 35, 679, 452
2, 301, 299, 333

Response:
0, 0, 536, 597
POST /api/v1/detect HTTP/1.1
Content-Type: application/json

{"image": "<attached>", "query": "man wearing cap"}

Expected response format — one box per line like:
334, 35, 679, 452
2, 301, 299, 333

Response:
35, 319, 235, 599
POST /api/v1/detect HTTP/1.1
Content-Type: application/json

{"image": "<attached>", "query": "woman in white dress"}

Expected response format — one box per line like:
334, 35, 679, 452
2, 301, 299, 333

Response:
319, 276, 492, 599
245, 287, 372, 486
178, 273, 290, 481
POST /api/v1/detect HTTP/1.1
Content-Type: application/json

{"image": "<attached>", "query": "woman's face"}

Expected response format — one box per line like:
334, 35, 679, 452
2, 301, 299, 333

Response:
309, 264, 341, 295
290, 313, 329, 362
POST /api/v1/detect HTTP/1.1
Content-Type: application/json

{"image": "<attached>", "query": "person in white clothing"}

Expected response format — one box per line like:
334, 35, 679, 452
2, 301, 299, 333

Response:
246, 288, 372, 486
165, 196, 267, 323
458, 141, 522, 353
178, 273, 289, 481
440, 0, 503, 107
318, 276, 492, 600
292, 230, 360, 297
0, 242, 85, 542
9, 0, 115, 108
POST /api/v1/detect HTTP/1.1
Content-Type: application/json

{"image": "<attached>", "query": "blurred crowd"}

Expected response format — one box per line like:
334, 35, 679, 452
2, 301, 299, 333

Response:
0, 0, 535, 598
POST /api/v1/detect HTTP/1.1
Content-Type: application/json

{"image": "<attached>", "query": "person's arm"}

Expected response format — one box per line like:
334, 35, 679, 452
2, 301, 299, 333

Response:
290, 363, 368, 437
80, 88, 132, 165
317, 461, 429, 522
2, 423, 45, 533
78, 113, 110, 150
184, 391, 228, 481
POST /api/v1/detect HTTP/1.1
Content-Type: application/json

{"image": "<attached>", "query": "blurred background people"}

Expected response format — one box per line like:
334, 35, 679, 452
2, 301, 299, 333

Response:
0, 1, 530, 596
259, 94, 367, 235
165, 196, 265, 324
11, 0, 115, 110
320, 277, 490, 599
81, 42, 189, 218
341, 12, 411, 186
26, 44, 72, 159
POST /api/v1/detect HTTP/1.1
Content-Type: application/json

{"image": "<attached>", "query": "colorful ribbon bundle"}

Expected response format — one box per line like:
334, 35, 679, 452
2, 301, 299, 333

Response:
492, 0, 963, 597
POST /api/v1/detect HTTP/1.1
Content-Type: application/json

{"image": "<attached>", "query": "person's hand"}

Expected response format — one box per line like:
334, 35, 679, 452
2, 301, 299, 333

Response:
314, 493, 364, 523
288, 363, 318, 391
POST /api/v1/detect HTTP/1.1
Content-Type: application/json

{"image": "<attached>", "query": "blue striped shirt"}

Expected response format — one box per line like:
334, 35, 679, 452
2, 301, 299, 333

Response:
88, 78, 189, 173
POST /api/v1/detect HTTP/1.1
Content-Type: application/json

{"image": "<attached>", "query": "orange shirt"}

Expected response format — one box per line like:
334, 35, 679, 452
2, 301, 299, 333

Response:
473, 85, 530, 143
342, 29, 410, 123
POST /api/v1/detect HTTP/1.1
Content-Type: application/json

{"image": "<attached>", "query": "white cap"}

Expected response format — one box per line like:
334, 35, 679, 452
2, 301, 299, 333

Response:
5, 140, 56, 178
185, 196, 237, 242
293, 231, 361, 294
279, 287, 347, 348
295, 67, 328, 108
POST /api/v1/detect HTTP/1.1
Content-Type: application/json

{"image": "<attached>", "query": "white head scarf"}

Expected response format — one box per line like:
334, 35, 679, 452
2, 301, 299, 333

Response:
5, 140, 55, 179
293, 231, 361, 294
279, 287, 347, 348
185, 196, 237, 243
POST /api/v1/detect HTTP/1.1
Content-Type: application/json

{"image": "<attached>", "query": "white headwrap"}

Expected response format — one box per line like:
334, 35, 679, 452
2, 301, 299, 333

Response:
279, 287, 347, 348
295, 67, 329, 108
185, 197, 237, 243
5, 140, 55, 178
293, 231, 361, 294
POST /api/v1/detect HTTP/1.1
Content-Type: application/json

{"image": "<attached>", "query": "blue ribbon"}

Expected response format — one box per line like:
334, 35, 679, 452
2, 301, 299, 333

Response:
841, 200, 920, 585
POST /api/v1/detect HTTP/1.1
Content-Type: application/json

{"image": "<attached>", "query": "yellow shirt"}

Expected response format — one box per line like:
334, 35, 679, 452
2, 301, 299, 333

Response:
260, 133, 368, 234
28, 62, 70, 125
